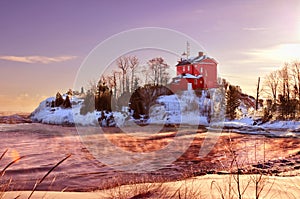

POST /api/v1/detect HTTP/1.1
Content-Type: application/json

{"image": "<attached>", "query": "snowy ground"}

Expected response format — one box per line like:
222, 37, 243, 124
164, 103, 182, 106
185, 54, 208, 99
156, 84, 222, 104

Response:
220, 118, 300, 137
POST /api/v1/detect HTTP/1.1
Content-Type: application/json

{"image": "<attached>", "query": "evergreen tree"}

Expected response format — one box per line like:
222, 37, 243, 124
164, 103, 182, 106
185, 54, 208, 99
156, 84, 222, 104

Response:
226, 85, 240, 120
63, 95, 72, 108
95, 80, 112, 111
55, 92, 64, 107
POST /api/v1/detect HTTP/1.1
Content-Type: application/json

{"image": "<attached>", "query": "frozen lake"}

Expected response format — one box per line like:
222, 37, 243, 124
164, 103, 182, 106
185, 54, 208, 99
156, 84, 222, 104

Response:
0, 123, 299, 191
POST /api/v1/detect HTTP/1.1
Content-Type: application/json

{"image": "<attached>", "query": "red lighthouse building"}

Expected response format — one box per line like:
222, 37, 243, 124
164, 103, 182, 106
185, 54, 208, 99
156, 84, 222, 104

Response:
170, 52, 218, 91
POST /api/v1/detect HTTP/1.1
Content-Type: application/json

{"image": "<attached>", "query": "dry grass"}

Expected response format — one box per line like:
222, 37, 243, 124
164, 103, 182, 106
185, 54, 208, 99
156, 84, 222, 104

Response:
28, 154, 71, 199
0, 149, 71, 199
207, 133, 296, 199
106, 181, 168, 199
105, 177, 203, 199
97, 131, 300, 199
103, 173, 299, 199
171, 178, 203, 199
1, 149, 24, 199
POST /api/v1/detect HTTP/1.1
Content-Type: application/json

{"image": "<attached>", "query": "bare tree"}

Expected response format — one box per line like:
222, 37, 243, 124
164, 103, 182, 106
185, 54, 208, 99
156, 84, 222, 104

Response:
141, 65, 150, 85
87, 79, 98, 94
105, 71, 116, 98
279, 63, 291, 100
263, 61, 300, 119
291, 61, 300, 100
129, 56, 139, 93
147, 57, 170, 85
277, 63, 294, 119
264, 70, 280, 102
117, 56, 129, 93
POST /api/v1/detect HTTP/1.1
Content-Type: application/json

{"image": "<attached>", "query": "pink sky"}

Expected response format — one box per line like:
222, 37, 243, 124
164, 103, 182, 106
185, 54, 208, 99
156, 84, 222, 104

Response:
0, 0, 299, 112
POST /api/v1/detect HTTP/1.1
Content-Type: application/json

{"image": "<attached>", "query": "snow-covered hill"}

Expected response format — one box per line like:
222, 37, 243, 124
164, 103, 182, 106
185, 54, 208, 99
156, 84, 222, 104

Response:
30, 95, 127, 126
30, 90, 219, 127
30, 91, 300, 137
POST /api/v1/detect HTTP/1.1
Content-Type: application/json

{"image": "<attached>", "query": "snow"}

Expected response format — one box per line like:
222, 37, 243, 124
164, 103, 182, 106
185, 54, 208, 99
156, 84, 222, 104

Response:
175, 73, 202, 79
31, 91, 212, 127
261, 120, 300, 131
31, 96, 76, 125
31, 96, 128, 127
155, 90, 211, 126
190, 55, 205, 63
223, 117, 255, 128
180, 55, 214, 64
30, 91, 300, 138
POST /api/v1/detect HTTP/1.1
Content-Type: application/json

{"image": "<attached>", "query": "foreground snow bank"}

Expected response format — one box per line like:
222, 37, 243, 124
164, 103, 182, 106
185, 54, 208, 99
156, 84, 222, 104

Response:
4, 174, 300, 199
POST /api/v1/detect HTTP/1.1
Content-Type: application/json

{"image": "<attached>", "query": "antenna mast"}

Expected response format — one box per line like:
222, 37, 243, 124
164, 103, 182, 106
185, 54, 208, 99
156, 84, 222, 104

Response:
186, 41, 190, 59
181, 41, 190, 59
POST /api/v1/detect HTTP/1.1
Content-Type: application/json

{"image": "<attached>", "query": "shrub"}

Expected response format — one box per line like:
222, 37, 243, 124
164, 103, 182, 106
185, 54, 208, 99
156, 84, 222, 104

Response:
129, 85, 173, 119
80, 91, 95, 115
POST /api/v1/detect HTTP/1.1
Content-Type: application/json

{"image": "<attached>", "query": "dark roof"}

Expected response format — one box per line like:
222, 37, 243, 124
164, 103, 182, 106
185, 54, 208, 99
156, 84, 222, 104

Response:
176, 60, 191, 66
176, 55, 218, 66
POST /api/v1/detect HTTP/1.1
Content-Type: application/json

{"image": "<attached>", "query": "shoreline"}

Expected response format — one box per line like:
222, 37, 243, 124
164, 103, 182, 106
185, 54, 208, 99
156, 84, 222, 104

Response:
2, 113, 300, 136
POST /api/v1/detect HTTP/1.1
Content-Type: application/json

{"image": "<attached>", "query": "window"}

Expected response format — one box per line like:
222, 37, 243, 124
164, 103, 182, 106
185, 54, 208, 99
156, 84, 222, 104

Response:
188, 65, 190, 71
194, 79, 197, 85
183, 66, 185, 72
200, 67, 203, 73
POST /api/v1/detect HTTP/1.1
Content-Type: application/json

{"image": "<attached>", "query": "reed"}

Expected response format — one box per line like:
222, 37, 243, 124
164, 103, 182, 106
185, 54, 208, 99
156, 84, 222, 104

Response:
1, 149, 25, 198
27, 154, 71, 199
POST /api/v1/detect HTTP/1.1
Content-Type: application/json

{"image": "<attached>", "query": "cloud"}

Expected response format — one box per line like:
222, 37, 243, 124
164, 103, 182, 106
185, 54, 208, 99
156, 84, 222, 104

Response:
0, 55, 77, 64
242, 27, 267, 31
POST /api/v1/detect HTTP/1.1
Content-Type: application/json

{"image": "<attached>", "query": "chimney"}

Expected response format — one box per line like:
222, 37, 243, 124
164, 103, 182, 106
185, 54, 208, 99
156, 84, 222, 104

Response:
198, 51, 204, 57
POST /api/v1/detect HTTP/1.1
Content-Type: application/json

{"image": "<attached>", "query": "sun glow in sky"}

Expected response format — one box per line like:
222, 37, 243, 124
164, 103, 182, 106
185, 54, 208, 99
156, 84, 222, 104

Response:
0, 0, 299, 112
245, 44, 300, 63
